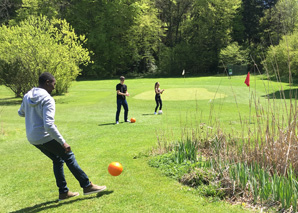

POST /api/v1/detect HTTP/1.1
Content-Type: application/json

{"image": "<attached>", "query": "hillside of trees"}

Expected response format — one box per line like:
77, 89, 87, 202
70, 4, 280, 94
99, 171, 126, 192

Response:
0, 0, 297, 79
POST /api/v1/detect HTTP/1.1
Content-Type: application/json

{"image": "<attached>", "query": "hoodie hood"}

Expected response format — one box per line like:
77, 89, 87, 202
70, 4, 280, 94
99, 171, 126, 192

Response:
27, 87, 49, 106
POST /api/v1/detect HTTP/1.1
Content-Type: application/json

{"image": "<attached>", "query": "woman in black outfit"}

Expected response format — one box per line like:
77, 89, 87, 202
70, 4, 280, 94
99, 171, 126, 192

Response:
154, 82, 165, 114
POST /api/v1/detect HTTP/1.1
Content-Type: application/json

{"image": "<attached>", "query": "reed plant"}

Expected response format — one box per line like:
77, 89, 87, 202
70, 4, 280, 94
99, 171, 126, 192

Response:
173, 137, 199, 164
228, 163, 298, 211
150, 51, 298, 212
203, 85, 298, 210
154, 130, 298, 210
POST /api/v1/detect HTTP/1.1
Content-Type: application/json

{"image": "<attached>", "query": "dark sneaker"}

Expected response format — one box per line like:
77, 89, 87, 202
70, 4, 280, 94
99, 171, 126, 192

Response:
83, 183, 107, 195
59, 191, 79, 201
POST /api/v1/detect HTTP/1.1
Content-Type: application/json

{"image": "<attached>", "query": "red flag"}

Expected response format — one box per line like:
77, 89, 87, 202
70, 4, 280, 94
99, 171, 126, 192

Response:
244, 72, 250, 87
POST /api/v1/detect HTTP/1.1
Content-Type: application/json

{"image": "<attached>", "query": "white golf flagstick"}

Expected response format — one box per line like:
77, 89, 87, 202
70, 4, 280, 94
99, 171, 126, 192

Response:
182, 69, 185, 83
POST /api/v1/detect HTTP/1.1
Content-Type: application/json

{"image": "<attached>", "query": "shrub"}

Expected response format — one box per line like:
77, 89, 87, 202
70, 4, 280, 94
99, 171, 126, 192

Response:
180, 167, 217, 187
0, 15, 91, 97
219, 42, 249, 67
148, 152, 194, 180
264, 31, 298, 80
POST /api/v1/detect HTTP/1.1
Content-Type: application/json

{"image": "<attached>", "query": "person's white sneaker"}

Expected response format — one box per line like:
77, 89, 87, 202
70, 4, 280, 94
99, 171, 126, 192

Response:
154, 112, 157, 115
158, 110, 163, 114
116, 121, 119, 124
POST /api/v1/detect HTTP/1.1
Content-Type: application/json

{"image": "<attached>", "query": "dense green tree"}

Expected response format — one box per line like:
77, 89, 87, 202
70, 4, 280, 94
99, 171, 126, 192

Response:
127, 1, 164, 74
64, 0, 162, 77
264, 31, 298, 79
241, 0, 263, 45
11, 0, 69, 23
0, 15, 91, 97
219, 42, 249, 67
260, 0, 298, 47
241, 0, 277, 45
228, 0, 278, 73
0, 0, 22, 25
159, 0, 241, 75
231, 3, 246, 44
3, 0, 288, 77
155, 0, 192, 47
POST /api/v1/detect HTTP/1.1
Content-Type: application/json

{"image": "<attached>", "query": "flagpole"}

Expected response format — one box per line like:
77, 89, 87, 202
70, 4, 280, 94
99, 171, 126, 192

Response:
244, 71, 251, 123
249, 81, 251, 124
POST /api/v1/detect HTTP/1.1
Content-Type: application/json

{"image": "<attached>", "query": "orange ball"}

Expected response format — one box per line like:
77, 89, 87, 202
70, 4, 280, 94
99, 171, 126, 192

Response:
108, 162, 123, 176
130, 117, 136, 123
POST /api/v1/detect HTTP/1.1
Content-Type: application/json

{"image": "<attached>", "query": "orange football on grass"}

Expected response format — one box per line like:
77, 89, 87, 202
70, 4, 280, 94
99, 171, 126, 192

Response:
130, 118, 136, 123
108, 162, 123, 176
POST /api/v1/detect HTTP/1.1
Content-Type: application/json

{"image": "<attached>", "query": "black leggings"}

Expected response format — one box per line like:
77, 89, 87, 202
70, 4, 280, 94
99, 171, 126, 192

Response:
155, 95, 162, 112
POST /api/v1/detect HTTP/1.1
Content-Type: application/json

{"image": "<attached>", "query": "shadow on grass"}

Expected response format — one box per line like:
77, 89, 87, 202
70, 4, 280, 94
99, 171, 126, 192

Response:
263, 89, 298, 99
10, 190, 114, 213
142, 114, 154, 116
98, 122, 116, 126
0, 97, 22, 106
98, 121, 132, 126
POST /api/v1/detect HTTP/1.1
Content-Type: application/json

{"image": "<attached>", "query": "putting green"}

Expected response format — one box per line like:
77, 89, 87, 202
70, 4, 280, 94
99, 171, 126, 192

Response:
133, 88, 227, 101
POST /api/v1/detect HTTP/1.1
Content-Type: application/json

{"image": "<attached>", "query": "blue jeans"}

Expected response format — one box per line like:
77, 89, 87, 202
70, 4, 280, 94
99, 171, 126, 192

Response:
116, 99, 129, 122
35, 140, 90, 194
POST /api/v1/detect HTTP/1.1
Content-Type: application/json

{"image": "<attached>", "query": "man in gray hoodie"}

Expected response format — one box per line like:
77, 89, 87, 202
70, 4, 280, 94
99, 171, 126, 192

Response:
18, 72, 106, 201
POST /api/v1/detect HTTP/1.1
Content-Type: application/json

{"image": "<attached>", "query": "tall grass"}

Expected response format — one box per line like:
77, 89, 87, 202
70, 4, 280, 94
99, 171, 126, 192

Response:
151, 47, 298, 211
205, 66, 298, 209
174, 137, 199, 163
0, 107, 3, 135
152, 97, 298, 210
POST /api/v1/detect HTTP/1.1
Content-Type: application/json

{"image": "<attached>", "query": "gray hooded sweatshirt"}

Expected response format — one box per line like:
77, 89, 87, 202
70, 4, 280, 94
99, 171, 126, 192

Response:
18, 87, 66, 145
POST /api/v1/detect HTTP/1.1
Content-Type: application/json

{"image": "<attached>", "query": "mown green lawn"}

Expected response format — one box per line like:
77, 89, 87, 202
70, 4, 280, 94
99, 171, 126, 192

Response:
0, 75, 292, 212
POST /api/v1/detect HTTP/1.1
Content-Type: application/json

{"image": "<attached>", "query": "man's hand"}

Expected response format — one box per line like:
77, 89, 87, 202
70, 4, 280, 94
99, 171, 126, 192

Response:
62, 142, 71, 153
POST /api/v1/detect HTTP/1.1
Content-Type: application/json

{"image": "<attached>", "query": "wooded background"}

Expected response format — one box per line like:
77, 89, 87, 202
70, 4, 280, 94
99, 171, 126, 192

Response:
0, 0, 297, 80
